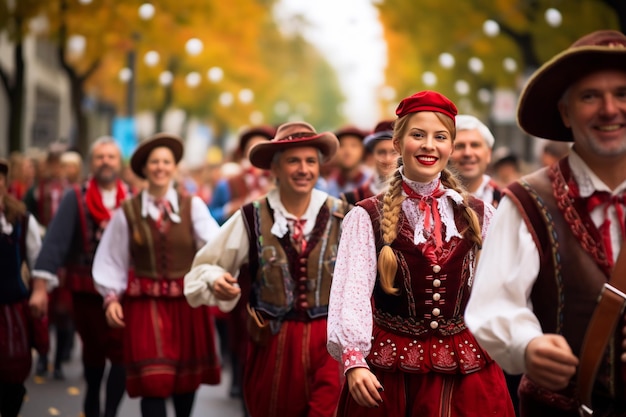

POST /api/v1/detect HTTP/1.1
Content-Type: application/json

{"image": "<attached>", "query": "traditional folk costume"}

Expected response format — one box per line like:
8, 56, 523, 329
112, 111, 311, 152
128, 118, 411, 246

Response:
185, 122, 346, 417
0, 184, 46, 416
32, 177, 128, 416
467, 153, 626, 416
186, 189, 347, 416
92, 135, 221, 402
328, 169, 515, 416
465, 30, 626, 417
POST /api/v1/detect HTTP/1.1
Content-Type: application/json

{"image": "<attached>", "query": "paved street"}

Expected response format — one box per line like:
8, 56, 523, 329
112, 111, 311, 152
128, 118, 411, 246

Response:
20, 335, 244, 417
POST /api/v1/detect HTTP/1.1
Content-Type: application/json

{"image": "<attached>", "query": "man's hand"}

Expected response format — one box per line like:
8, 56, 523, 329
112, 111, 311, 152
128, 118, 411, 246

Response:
28, 278, 48, 318
212, 273, 241, 301
525, 334, 578, 391
346, 367, 384, 408
105, 301, 125, 328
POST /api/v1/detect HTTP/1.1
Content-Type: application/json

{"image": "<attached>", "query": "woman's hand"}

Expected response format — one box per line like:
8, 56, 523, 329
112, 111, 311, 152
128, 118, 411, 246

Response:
212, 273, 241, 301
105, 301, 126, 328
346, 367, 384, 408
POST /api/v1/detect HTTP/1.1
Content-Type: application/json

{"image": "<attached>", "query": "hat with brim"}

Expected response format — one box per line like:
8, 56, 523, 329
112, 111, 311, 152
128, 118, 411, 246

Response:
248, 121, 338, 170
130, 133, 184, 179
0, 159, 7, 176
237, 125, 276, 157
518, 30, 626, 142
335, 126, 367, 142
363, 120, 394, 151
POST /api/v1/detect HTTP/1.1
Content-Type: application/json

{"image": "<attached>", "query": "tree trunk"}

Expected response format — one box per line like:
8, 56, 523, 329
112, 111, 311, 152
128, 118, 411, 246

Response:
7, 32, 25, 153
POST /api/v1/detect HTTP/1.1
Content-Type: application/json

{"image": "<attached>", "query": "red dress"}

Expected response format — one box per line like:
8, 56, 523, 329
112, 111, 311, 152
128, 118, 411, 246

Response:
121, 195, 220, 398
336, 196, 515, 417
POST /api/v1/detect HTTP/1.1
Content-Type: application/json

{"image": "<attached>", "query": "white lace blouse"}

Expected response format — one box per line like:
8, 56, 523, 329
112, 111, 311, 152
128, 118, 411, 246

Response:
327, 170, 494, 372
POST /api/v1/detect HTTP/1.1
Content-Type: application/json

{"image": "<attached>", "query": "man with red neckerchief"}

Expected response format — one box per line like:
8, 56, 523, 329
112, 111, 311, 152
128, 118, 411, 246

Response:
29, 136, 130, 417
466, 30, 626, 417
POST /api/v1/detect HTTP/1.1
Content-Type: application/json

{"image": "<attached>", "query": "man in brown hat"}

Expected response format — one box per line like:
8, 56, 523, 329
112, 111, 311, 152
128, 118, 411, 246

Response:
323, 125, 371, 198
465, 29, 626, 417
185, 121, 349, 417
340, 120, 397, 205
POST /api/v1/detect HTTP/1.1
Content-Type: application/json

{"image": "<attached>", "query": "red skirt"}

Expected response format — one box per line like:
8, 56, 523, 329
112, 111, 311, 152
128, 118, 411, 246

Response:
243, 319, 342, 417
0, 300, 49, 384
122, 296, 221, 398
336, 361, 515, 417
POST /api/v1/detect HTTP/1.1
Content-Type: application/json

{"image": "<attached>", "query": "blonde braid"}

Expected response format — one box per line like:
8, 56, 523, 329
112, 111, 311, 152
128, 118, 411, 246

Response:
439, 169, 482, 249
378, 168, 406, 295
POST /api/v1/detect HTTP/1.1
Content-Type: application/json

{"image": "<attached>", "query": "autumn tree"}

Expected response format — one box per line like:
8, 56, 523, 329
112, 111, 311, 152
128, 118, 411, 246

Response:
376, 0, 619, 115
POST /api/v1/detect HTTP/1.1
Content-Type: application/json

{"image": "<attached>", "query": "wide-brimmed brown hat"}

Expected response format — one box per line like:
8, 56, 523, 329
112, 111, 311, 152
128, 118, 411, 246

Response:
248, 121, 338, 170
518, 30, 626, 141
233, 125, 277, 161
130, 132, 184, 178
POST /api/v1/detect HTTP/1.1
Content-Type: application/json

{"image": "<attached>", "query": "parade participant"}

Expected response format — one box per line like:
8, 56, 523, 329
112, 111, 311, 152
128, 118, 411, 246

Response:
449, 114, 501, 207
327, 90, 514, 416
185, 121, 348, 417
324, 125, 371, 198
29, 137, 129, 417
92, 133, 221, 417
0, 158, 46, 417
341, 120, 397, 205
209, 125, 276, 225
465, 30, 626, 417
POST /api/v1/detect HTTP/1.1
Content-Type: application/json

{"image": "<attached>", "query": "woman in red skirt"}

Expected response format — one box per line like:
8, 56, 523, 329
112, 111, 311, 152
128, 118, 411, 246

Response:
92, 134, 221, 417
327, 91, 515, 417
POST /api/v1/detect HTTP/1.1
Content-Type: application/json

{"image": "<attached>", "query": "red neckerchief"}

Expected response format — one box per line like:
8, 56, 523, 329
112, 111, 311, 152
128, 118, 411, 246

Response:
584, 189, 626, 262
85, 178, 126, 227
402, 181, 446, 264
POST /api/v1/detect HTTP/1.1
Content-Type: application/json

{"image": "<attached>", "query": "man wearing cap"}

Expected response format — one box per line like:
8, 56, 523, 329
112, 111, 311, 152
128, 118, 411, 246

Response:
449, 114, 502, 207
29, 137, 129, 417
0, 158, 46, 417
185, 121, 349, 417
340, 120, 397, 205
323, 125, 371, 198
209, 125, 276, 225
465, 30, 626, 417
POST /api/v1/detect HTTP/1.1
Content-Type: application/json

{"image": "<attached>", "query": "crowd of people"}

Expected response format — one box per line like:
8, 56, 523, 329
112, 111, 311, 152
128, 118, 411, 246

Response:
1, 28, 626, 417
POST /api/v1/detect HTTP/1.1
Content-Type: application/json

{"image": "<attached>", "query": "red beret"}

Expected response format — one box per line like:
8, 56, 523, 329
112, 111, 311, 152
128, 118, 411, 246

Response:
395, 90, 457, 122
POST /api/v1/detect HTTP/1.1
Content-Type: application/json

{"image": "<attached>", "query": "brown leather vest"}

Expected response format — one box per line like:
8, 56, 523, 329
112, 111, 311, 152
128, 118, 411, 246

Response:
241, 197, 346, 320
506, 158, 624, 399
123, 194, 195, 279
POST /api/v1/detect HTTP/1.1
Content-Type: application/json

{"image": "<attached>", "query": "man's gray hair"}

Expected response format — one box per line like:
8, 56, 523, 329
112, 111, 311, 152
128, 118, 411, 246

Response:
88, 136, 121, 160
455, 115, 495, 148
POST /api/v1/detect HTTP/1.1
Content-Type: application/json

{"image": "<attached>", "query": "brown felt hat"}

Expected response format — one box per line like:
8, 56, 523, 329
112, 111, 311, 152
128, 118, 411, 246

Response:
130, 133, 184, 179
248, 121, 338, 170
518, 30, 626, 141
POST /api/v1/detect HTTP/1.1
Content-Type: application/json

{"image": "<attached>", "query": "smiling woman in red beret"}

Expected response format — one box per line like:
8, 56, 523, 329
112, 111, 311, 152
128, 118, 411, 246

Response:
327, 91, 515, 416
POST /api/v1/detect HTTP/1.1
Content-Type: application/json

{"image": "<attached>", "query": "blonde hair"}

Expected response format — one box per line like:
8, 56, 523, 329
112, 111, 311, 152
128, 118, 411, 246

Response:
378, 112, 482, 295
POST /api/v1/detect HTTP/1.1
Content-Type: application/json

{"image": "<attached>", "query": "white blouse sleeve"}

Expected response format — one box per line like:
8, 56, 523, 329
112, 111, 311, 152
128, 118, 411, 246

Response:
26, 214, 43, 271
184, 210, 249, 312
92, 207, 130, 297
327, 206, 378, 372
190, 195, 220, 248
465, 196, 544, 375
